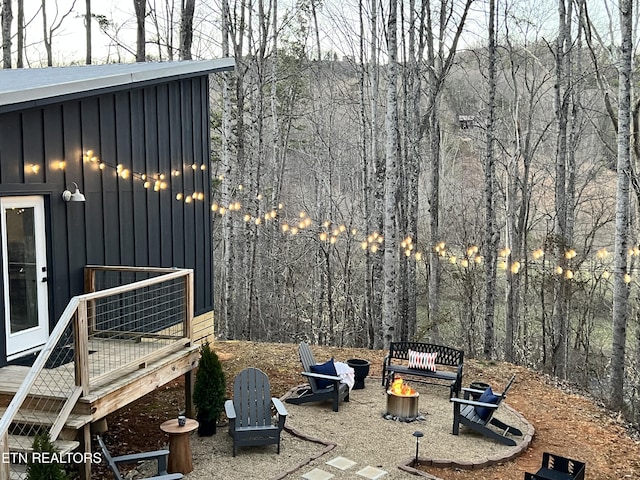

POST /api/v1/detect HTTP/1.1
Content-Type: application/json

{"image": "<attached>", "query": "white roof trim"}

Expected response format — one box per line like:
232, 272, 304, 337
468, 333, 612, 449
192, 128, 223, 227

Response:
0, 58, 235, 108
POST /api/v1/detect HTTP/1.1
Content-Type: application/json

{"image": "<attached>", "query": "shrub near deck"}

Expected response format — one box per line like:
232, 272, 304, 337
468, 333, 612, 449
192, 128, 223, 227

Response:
382, 342, 464, 397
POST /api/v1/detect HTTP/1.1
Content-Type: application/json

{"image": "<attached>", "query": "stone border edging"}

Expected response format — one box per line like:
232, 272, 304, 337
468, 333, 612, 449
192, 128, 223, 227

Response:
397, 402, 535, 477
269, 386, 338, 480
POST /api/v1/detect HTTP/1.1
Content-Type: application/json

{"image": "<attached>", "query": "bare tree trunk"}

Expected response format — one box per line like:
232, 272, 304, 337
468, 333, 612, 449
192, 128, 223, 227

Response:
553, 0, 576, 379
2, 0, 12, 68
403, 0, 424, 341
483, 0, 498, 360
134, 0, 146, 61
382, 0, 399, 348
358, 0, 371, 347
370, 0, 384, 349
180, 0, 196, 60
611, 0, 633, 412
42, 0, 51, 66
85, 0, 91, 64
220, 0, 234, 340
16, 0, 23, 68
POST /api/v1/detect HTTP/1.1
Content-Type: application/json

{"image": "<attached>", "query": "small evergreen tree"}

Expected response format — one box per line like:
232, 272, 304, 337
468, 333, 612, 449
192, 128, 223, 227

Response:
192, 342, 226, 434
26, 431, 70, 480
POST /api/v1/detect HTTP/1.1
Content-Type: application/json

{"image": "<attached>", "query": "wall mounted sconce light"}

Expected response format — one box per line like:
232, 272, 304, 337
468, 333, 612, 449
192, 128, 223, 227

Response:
62, 182, 86, 202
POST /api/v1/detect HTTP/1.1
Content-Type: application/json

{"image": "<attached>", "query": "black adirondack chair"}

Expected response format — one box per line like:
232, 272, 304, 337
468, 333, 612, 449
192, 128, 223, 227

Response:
224, 367, 288, 457
284, 342, 350, 412
96, 435, 183, 480
450, 374, 523, 446
524, 452, 585, 480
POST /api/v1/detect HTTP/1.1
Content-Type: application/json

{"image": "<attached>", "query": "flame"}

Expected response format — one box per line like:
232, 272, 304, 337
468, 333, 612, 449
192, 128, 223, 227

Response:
388, 378, 418, 397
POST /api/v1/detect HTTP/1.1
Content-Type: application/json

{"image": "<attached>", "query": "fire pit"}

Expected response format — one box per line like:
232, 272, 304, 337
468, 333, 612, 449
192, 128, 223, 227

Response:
385, 378, 420, 421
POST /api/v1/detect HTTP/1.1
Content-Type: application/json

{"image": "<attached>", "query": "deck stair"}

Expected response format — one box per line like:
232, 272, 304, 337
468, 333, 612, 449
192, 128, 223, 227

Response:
0, 407, 92, 441
7, 435, 79, 455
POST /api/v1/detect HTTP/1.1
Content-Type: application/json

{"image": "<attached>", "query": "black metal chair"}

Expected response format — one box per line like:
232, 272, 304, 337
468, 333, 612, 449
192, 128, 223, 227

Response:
224, 367, 288, 457
96, 434, 183, 480
450, 374, 523, 446
524, 452, 585, 480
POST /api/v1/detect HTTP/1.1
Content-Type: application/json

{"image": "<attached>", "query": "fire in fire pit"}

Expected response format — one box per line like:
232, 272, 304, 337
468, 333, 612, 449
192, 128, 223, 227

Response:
385, 378, 423, 422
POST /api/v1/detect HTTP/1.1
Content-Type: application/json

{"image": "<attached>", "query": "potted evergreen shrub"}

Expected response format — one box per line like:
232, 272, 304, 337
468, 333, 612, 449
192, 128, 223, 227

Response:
192, 342, 226, 436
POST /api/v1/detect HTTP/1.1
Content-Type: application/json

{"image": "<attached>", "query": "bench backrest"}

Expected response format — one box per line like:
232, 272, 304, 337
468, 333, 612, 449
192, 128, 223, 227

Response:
299, 342, 322, 392
541, 452, 585, 480
232, 367, 274, 429
389, 342, 463, 367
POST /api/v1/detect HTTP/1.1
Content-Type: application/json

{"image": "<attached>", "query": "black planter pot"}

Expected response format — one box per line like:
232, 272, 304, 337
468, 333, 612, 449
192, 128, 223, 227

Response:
197, 417, 217, 436
346, 359, 370, 390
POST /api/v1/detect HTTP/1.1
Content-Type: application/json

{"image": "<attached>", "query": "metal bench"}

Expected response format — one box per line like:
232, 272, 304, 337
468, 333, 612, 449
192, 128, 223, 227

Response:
382, 342, 464, 397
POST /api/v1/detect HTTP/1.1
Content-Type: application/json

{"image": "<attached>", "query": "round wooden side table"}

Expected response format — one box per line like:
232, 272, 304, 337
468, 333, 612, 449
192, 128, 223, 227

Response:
160, 418, 199, 474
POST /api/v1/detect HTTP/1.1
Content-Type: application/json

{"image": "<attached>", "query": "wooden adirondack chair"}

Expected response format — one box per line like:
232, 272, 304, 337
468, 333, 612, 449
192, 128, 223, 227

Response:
450, 374, 523, 446
285, 342, 350, 412
224, 367, 288, 457
96, 435, 184, 480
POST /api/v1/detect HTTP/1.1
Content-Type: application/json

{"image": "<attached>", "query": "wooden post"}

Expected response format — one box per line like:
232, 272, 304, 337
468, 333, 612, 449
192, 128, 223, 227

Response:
78, 424, 91, 480
184, 370, 195, 418
74, 301, 91, 396
0, 431, 9, 480
184, 271, 194, 344
83, 267, 96, 334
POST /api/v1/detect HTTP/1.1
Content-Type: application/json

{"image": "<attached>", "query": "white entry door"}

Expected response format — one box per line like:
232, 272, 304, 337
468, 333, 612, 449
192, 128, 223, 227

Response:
2, 196, 49, 359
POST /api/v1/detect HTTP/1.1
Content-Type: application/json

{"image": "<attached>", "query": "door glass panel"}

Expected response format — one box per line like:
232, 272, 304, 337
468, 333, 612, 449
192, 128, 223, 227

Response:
6, 207, 38, 334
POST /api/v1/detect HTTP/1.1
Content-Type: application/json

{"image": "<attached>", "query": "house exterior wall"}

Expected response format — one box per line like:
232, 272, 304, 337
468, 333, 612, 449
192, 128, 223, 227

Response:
0, 75, 214, 364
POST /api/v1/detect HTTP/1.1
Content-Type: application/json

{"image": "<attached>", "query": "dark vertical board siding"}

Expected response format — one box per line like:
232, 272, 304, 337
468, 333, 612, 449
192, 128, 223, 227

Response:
43, 105, 69, 320
192, 79, 205, 310
0, 74, 215, 359
81, 98, 105, 266
115, 92, 134, 266
0, 112, 24, 183
62, 102, 87, 297
144, 86, 161, 266
181, 81, 196, 285
130, 89, 148, 266
156, 84, 173, 266
22, 110, 45, 184
99, 96, 121, 265
169, 83, 185, 268
203, 77, 213, 309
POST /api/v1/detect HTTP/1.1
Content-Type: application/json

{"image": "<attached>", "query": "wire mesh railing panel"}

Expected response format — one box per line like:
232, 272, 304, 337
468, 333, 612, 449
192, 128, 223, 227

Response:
7, 320, 79, 479
87, 276, 187, 381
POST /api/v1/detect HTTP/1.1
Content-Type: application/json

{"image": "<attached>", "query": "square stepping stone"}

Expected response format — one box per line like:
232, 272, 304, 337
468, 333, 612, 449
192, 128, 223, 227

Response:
356, 466, 388, 479
302, 468, 335, 480
326, 456, 357, 470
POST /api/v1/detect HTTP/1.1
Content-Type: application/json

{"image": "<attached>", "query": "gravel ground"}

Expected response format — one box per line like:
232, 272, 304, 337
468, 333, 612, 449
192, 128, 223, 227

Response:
177, 379, 530, 480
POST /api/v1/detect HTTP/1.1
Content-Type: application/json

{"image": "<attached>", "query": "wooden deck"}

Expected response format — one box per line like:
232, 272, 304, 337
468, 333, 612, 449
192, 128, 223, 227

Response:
0, 338, 199, 418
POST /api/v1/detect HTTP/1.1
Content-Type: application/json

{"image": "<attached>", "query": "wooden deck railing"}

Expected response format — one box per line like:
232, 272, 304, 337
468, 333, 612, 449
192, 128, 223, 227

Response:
0, 266, 193, 480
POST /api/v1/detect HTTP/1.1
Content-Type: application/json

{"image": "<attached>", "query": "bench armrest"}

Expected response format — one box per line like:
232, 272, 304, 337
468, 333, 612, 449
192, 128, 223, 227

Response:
301, 371, 342, 382
224, 399, 237, 420
271, 397, 288, 417
111, 449, 171, 465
